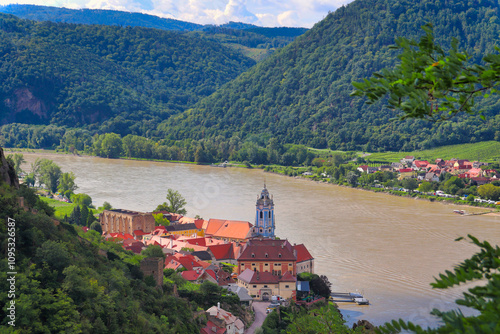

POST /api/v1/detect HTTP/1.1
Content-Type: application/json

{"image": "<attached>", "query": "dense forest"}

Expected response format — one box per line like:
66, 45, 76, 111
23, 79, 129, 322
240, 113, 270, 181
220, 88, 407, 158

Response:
0, 13, 255, 132
0, 5, 307, 61
3, 0, 500, 156
0, 5, 206, 31
165, 0, 500, 151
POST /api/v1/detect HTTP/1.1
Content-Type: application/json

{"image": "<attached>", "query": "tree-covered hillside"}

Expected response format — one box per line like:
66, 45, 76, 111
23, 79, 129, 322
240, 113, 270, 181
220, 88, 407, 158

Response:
0, 13, 255, 135
0, 5, 308, 62
165, 0, 500, 151
0, 4, 205, 31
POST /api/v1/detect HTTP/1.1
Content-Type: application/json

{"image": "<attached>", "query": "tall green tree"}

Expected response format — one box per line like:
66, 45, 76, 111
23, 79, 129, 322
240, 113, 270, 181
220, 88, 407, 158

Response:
39, 159, 62, 193
57, 171, 77, 197
100, 133, 123, 159
155, 188, 187, 215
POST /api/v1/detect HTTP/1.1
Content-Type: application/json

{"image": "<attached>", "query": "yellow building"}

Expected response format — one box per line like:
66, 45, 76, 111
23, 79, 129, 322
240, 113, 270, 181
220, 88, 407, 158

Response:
237, 269, 296, 301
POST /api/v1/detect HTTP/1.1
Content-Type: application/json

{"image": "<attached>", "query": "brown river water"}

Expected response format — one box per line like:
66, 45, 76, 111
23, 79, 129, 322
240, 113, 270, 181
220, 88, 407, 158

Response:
20, 152, 500, 328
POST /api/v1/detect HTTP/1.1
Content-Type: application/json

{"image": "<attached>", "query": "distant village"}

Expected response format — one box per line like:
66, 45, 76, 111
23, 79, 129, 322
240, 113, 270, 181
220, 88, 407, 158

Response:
356, 156, 498, 184
88, 186, 315, 334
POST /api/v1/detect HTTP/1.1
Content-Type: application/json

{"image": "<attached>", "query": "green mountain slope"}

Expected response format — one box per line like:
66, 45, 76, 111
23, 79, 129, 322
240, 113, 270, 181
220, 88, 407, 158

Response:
0, 13, 255, 135
165, 0, 500, 151
0, 4, 205, 31
0, 5, 308, 62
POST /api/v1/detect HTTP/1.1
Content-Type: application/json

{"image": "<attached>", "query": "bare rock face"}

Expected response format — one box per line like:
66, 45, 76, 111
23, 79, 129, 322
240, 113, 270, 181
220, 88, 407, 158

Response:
0, 147, 20, 188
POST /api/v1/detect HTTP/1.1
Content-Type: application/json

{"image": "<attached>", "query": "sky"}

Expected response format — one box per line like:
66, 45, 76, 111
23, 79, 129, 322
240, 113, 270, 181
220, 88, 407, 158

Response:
0, 0, 355, 28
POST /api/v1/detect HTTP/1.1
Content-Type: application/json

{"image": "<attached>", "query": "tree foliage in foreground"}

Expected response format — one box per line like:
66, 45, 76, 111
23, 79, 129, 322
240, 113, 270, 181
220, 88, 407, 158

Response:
378, 235, 500, 333
352, 24, 500, 122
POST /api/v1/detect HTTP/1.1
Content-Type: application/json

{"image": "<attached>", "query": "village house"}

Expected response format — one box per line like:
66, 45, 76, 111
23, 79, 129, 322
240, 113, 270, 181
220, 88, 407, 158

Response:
208, 243, 239, 265
100, 209, 155, 234
398, 168, 416, 180
401, 156, 415, 165
357, 165, 378, 174
201, 304, 244, 334
412, 160, 429, 170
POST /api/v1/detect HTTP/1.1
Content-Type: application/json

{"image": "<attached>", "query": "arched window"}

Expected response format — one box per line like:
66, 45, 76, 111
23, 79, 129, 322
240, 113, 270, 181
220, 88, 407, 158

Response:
269, 211, 271, 218
260, 211, 263, 219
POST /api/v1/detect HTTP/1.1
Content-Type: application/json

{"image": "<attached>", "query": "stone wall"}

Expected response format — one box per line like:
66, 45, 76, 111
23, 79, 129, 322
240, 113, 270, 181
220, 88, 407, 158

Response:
100, 209, 155, 234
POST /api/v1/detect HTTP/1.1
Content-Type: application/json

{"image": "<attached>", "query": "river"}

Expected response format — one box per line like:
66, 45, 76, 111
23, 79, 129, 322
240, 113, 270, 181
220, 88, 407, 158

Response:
20, 151, 500, 328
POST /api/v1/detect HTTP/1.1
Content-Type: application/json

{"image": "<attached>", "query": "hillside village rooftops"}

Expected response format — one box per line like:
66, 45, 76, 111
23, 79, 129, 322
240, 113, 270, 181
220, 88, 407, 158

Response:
165, 223, 198, 232
205, 219, 253, 240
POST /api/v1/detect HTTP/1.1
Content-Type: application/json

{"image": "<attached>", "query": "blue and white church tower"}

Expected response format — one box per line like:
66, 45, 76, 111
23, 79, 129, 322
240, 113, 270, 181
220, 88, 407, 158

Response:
254, 184, 275, 238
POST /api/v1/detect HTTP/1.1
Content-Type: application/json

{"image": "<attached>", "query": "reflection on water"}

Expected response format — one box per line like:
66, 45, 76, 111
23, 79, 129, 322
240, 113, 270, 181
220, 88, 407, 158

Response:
21, 152, 500, 327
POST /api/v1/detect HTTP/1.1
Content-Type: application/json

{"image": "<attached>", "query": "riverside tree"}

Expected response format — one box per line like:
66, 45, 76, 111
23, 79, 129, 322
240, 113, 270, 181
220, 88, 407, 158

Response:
155, 188, 187, 215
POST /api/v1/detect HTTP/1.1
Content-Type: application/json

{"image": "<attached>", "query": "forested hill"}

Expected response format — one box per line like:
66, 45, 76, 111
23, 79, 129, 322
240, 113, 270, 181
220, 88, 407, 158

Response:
165, 0, 500, 151
0, 4, 205, 31
0, 5, 308, 61
0, 13, 255, 133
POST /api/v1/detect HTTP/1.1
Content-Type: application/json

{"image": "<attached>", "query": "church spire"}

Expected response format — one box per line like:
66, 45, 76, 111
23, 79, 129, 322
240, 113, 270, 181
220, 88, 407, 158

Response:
254, 185, 275, 238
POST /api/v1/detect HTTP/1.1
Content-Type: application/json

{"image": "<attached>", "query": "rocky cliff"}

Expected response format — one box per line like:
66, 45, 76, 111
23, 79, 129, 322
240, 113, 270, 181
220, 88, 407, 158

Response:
0, 147, 20, 188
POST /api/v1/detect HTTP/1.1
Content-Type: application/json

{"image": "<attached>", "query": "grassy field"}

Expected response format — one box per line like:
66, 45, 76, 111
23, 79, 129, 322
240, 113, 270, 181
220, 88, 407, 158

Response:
39, 196, 100, 221
365, 141, 500, 163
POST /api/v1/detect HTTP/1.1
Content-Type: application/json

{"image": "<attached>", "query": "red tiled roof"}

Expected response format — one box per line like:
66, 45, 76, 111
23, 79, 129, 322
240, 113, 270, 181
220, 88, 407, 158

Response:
293, 244, 313, 263
185, 237, 208, 247
238, 239, 295, 261
133, 230, 148, 236
181, 270, 203, 281
399, 168, 413, 173
208, 243, 234, 260
205, 219, 226, 235
213, 221, 253, 239
200, 321, 225, 334
281, 271, 297, 282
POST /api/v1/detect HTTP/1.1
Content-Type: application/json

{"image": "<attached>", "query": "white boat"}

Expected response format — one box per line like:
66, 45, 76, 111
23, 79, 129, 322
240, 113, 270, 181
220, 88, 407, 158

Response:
354, 297, 370, 305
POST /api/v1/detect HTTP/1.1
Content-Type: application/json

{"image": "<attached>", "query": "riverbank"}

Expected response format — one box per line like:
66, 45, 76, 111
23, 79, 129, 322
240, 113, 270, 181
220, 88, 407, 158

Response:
11, 147, 499, 214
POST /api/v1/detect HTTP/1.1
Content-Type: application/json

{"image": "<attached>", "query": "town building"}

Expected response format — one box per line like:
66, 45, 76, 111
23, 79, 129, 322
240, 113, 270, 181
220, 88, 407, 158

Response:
100, 209, 155, 234
293, 244, 314, 274
237, 238, 297, 276
237, 269, 296, 300
253, 185, 275, 238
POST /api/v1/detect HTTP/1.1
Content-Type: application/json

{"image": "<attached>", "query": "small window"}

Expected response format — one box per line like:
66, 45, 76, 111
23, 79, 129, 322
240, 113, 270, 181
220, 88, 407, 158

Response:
269, 211, 271, 218
265, 263, 269, 266
241, 263, 245, 266
252, 253, 255, 258
252, 263, 256, 266
285, 285, 289, 288
278, 253, 282, 258
264, 285, 268, 288
260, 211, 263, 218
265, 253, 268, 258
253, 285, 257, 288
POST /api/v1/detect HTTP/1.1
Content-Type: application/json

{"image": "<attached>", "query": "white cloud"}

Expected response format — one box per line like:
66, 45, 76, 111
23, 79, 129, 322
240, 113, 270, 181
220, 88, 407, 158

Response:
0, 0, 356, 27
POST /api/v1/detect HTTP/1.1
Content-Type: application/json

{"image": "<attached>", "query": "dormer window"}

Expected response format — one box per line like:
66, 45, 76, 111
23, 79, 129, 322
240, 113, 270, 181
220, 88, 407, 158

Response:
278, 253, 282, 258
265, 253, 268, 258
251, 253, 255, 258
